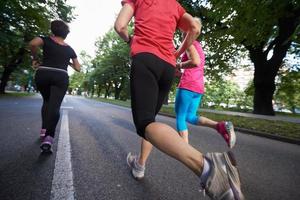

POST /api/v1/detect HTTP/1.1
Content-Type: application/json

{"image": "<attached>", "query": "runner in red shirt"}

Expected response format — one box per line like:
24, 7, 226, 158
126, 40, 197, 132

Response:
114, 1, 244, 199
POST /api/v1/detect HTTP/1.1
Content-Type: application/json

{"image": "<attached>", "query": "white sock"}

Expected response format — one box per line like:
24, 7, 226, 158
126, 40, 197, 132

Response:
200, 158, 211, 184
135, 158, 145, 170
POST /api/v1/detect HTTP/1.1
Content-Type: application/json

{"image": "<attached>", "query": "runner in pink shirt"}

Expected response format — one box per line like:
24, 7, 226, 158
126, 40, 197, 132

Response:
175, 18, 236, 146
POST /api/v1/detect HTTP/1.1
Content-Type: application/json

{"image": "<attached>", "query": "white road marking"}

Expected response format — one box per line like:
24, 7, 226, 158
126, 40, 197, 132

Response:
61, 106, 74, 110
50, 110, 75, 200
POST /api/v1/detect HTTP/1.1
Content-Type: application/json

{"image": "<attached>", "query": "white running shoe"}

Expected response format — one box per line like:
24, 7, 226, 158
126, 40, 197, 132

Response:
201, 152, 245, 200
126, 152, 145, 180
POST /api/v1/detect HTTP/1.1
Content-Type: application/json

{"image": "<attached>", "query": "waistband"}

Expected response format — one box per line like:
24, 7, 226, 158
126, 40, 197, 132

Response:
37, 66, 68, 74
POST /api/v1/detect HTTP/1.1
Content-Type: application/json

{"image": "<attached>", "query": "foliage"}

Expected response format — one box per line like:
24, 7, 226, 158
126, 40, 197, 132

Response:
89, 28, 131, 100
202, 79, 247, 109
2, 50, 35, 91
275, 69, 300, 113
79, 51, 93, 73
179, 0, 300, 62
69, 71, 85, 90
179, 0, 300, 115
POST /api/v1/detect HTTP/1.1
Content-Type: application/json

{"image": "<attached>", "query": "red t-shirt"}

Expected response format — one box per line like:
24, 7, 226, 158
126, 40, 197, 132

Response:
121, 0, 186, 66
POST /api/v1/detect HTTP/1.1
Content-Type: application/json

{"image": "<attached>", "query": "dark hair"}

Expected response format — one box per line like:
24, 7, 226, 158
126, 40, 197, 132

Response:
50, 20, 70, 39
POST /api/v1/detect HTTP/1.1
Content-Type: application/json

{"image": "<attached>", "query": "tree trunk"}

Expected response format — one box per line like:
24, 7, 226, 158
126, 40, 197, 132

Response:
0, 48, 26, 94
292, 106, 296, 114
114, 77, 125, 100
253, 66, 276, 115
249, 50, 278, 116
105, 90, 109, 98
97, 86, 101, 97
105, 85, 111, 98
115, 88, 121, 100
0, 67, 14, 93
247, 11, 299, 115
91, 87, 95, 97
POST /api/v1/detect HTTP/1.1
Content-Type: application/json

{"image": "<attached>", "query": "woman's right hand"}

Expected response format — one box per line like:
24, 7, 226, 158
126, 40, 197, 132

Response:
32, 60, 40, 69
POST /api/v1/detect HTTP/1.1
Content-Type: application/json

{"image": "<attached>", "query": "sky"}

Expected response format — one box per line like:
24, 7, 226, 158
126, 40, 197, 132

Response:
66, 0, 121, 57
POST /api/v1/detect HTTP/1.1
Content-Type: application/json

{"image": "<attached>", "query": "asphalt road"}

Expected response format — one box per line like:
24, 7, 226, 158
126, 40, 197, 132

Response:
0, 95, 299, 200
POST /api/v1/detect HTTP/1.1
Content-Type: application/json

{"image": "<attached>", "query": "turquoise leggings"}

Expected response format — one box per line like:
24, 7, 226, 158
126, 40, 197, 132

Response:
175, 88, 203, 131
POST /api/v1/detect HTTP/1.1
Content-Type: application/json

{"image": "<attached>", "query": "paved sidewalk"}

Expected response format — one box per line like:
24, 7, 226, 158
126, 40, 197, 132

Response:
200, 108, 300, 124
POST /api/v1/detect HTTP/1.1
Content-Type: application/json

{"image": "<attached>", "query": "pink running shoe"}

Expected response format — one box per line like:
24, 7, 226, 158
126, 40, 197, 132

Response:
40, 129, 46, 140
216, 121, 236, 148
40, 135, 54, 153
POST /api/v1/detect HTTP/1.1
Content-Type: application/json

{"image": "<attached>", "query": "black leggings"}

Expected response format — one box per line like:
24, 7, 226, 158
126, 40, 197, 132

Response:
130, 53, 175, 138
35, 69, 68, 137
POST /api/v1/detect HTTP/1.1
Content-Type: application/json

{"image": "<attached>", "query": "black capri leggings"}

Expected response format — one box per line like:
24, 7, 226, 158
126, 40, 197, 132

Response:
35, 69, 69, 137
130, 53, 175, 139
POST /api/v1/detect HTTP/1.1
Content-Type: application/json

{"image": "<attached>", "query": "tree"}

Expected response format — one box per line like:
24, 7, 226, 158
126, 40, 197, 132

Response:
92, 28, 131, 100
79, 51, 93, 73
179, 0, 300, 115
69, 71, 85, 93
0, 0, 74, 93
242, 79, 255, 110
275, 69, 300, 113
202, 79, 242, 109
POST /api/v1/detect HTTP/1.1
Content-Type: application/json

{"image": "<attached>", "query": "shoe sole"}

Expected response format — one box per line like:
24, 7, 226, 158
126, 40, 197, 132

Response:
226, 122, 236, 149
224, 152, 245, 200
126, 153, 144, 180
40, 143, 53, 154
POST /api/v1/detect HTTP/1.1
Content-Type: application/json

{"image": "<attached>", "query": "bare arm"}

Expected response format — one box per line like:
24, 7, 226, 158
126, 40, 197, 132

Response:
29, 37, 43, 68
29, 37, 43, 58
175, 13, 201, 58
176, 44, 200, 69
69, 58, 81, 72
114, 4, 134, 43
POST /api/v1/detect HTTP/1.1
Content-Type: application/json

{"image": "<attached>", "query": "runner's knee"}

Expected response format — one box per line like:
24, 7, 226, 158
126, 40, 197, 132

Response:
186, 114, 199, 125
134, 118, 155, 139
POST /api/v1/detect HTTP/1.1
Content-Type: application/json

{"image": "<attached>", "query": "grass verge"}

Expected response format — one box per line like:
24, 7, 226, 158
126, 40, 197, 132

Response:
93, 97, 300, 141
161, 106, 300, 140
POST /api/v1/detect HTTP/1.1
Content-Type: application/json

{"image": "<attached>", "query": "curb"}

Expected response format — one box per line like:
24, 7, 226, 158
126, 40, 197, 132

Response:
158, 112, 300, 146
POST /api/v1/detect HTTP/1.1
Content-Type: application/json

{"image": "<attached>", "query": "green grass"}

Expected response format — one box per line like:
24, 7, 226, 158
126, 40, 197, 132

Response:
275, 112, 300, 119
160, 106, 300, 140
91, 97, 131, 108
91, 97, 300, 141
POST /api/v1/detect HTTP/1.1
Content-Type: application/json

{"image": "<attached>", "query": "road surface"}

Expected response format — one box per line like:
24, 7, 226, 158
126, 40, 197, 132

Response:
0, 95, 299, 200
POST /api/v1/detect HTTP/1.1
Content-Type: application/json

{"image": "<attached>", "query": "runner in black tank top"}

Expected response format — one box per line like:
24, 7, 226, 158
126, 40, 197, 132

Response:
29, 20, 81, 153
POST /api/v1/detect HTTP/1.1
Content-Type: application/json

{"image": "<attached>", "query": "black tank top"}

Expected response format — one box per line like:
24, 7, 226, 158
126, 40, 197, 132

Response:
40, 36, 77, 71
